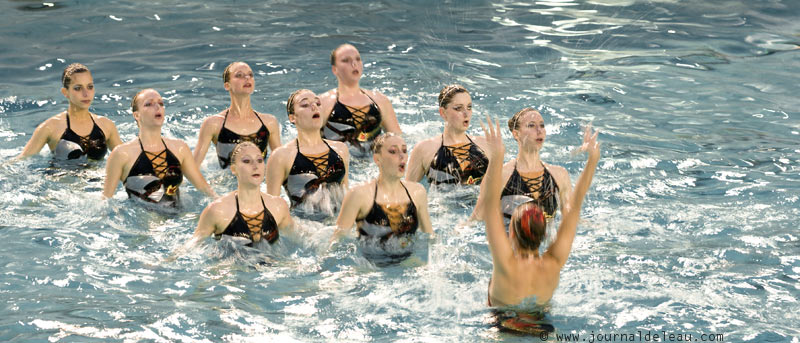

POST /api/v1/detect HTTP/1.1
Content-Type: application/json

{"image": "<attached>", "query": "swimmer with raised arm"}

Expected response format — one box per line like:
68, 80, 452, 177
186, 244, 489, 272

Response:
319, 44, 401, 154
103, 89, 216, 207
266, 89, 350, 216
478, 117, 599, 307
405, 85, 490, 186
188, 141, 291, 247
193, 62, 281, 169
472, 108, 572, 223
17, 63, 122, 161
333, 133, 433, 261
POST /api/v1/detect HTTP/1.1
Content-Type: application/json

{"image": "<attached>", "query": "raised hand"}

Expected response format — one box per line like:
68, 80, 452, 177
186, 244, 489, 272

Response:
480, 116, 504, 162
579, 124, 600, 162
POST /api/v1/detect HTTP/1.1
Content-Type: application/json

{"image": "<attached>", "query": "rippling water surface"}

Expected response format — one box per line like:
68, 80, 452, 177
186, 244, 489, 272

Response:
1, 0, 799, 342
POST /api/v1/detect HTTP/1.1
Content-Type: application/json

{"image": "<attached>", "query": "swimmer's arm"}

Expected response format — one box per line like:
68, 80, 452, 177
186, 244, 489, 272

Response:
405, 140, 429, 183
265, 146, 289, 196
272, 195, 294, 232
471, 162, 514, 221
102, 146, 127, 198
192, 117, 217, 168
177, 140, 217, 198
332, 186, 367, 242
17, 119, 55, 159
171, 203, 221, 259
373, 91, 402, 134
98, 117, 123, 151
263, 114, 282, 151
319, 89, 337, 122
413, 184, 434, 235
546, 127, 600, 268
550, 165, 573, 216
332, 141, 351, 189
479, 118, 515, 268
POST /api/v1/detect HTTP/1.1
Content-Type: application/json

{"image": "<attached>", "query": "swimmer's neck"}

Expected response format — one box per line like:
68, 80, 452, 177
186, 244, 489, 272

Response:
515, 150, 543, 172
442, 126, 469, 145
376, 174, 403, 192
296, 129, 324, 148
336, 81, 361, 97
138, 128, 164, 148
235, 186, 262, 204
513, 245, 541, 259
66, 103, 91, 119
227, 93, 253, 118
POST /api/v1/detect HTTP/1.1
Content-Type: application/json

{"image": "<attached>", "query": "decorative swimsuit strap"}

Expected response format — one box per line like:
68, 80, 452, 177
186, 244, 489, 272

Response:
235, 193, 267, 238
297, 139, 331, 176
400, 182, 415, 207
221, 109, 230, 128
139, 137, 170, 178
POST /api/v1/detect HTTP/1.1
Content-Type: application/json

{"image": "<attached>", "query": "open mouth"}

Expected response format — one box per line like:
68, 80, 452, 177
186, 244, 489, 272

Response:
312, 113, 320, 119
155, 113, 163, 119
463, 120, 470, 126
244, 83, 252, 88
399, 162, 406, 172
252, 173, 261, 178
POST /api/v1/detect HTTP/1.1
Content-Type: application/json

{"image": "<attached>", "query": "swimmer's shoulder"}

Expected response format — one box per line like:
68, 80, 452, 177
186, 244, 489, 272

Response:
402, 180, 428, 203
544, 163, 570, 187
325, 139, 349, 158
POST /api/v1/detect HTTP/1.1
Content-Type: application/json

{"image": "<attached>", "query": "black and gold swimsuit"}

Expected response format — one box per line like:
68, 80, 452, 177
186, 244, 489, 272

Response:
124, 138, 182, 208
427, 135, 488, 185
322, 90, 382, 153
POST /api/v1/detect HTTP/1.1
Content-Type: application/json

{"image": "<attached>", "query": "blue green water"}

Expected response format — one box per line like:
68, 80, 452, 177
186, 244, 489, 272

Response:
1, 0, 799, 341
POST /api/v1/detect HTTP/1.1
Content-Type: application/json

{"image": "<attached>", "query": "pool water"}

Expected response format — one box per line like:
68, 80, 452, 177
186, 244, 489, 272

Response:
1, 0, 799, 342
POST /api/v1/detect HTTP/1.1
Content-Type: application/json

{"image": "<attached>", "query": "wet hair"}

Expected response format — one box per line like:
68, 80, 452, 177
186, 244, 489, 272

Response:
330, 44, 355, 65
438, 84, 469, 108
286, 88, 312, 116
370, 132, 403, 154
61, 63, 90, 88
510, 202, 547, 251
230, 141, 260, 166
222, 61, 247, 83
130, 88, 156, 113
508, 107, 539, 132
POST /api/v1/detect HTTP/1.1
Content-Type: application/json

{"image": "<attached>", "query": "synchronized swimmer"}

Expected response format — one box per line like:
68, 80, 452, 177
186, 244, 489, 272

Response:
13, 44, 600, 319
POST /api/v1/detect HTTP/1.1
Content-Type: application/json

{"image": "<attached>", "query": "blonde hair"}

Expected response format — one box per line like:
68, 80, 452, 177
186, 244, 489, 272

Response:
223, 61, 248, 83
130, 88, 156, 113
230, 141, 260, 165
370, 132, 402, 154
286, 88, 312, 116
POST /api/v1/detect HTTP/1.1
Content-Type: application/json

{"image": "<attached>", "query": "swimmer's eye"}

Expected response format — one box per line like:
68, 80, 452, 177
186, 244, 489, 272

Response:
257, 158, 264, 164
402, 147, 408, 154
242, 158, 251, 164
388, 148, 397, 154
316, 100, 322, 107
87, 84, 94, 90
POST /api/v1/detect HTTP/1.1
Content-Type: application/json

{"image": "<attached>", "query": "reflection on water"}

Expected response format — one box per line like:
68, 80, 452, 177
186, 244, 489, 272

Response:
1, 0, 799, 341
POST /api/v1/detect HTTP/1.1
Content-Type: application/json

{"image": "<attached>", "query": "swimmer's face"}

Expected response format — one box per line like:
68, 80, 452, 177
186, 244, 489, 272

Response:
232, 144, 265, 185
289, 90, 323, 130
513, 110, 546, 149
374, 135, 408, 177
439, 92, 473, 132
225, 62, 255, 95
133, 89, 165, 128
61, 71, 94, 110
332, 45, 363, 82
